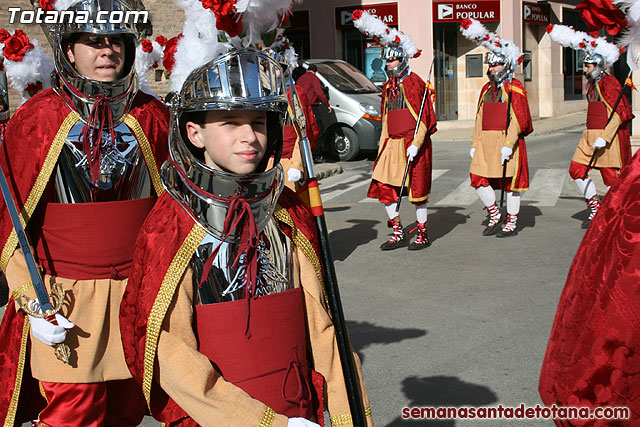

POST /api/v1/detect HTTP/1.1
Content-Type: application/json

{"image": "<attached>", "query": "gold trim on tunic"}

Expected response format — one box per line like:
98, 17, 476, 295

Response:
0, 112, 80, 272
122, 114, 164, 197
329, 405, 373, 426
257, 406, 276, 427
142, 224, 207, 407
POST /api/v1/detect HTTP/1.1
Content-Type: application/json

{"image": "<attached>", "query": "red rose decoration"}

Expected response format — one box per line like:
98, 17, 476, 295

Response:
24, 81, 43, 98
461, 19, 472, 30
141, 39, 153, 53
3, 30, 34, 62
200, 0, 243, 37
39, 0, 54, 11
414, 49, 422, 58
372, 36, 378, 41
155, 35, 167, 46
162, 34, 183, 73
590, 40, 597, 47
352, 9, 363, 21
517, 55, 524, 65
579, 42, 587, 48
620, 46, 627, 54
152, 62, 158, 69
394, 35, 401, 43
576, 0, 627, 36
483, 34, 491, 41
546, 24, 554, 33
0, 29, 10, 43
494, 40, 501, 47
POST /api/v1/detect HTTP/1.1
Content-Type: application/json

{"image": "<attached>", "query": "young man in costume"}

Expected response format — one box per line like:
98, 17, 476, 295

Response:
0, 0, 169, 425
354, 10, 437, 251
119, 1, 372, 426
461, 19, 533, 237
548, 24, 632, 229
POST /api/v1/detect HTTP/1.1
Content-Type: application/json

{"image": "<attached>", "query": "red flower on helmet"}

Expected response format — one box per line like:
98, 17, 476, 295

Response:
461, 19, 472, 30
579, 42, 587, 48
414, 49, 422, 58
141, 39, 153, 53
200, 0, 243, 37
576, 0, 627, 36
483, 34, 491, 42
517, 55, 524, 64
590, 40, 597, 48
620, 45, 627, 54
0, 29, 10, 43
39, 0, 54, 11
155, 35, 167, 46
394, 35, 401, 43
3, 30, 34, 62
163, 34, 183, 73
352, 9, 364, 21
546, 24, 554, 33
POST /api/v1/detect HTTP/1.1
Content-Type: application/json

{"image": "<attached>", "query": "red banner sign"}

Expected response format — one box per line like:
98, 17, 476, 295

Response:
336, 3, 398, 29
523, 1, 551, 25
433, 1, 501, 23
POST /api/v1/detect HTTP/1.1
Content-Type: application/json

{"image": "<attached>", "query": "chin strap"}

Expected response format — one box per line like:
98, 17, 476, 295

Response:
81, 95, 117, 190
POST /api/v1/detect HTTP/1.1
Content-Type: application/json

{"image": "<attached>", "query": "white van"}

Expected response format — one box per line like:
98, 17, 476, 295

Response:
303, 59, 383, 161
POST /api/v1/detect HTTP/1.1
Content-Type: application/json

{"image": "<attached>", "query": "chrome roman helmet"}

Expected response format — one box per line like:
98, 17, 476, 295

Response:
485, 52, 514, 87
163, 48, 289, 241
33, 0, 150, 123
584, 52, 607, 81
382, 44, 409, 78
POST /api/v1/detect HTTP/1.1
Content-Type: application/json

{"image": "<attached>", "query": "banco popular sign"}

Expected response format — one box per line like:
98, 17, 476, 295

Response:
433, 1, 501, 23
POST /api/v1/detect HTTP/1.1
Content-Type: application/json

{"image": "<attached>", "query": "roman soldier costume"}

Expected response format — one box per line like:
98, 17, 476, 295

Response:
354, 10, 437, 251
0, 0, 169, 425
461, 19, 533, 237
548, 24, 632, 229
119, 1, 372, 426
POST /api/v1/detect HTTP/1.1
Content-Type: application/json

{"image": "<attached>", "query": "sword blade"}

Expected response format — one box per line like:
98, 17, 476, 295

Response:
0, 161, 54, 313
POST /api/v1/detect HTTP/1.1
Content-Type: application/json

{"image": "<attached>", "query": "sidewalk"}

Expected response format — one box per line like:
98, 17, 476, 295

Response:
432, 111, 586, 142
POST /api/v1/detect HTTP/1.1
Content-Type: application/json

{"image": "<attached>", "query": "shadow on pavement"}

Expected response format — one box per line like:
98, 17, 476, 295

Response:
329, 219, 379, 261
346, 320, 427, 363
516, 205, 543, 232
406, 207, 470, 244
385, 375, 499, 426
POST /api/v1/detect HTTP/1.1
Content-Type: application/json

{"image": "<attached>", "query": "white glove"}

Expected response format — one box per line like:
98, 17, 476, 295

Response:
406, 145, 419, 162
500, 146, 513, 165
593, 137, 607, 149
29, 313, 74, 346
287, 418, 321, 427
287, 168, 303, 183
469, 147, 476, 159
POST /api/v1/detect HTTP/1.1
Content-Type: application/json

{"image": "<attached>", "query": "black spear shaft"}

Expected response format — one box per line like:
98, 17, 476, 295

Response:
582, 69, 632, 180
500, 76, 515, 209
288, 80, 367, 427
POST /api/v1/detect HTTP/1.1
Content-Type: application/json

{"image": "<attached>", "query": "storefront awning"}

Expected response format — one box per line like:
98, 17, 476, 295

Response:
433, 0, 501, 23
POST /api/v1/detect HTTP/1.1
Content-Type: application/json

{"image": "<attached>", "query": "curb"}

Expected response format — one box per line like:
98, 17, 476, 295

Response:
314, 163, 343, 180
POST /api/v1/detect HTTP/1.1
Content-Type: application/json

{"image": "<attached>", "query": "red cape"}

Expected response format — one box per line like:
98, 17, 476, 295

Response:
0, 89, 169, 424
285, 85, 320, 153
120, 187, 323, 423
377, 71, 437, 199
597, 74, 633, 168
539, 149, 640, 426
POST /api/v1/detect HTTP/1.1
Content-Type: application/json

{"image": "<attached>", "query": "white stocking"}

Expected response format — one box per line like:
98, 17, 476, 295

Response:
574, 178, 597, 200
476, 185, 496, 207
506, 191, 521, 215
415, 203, 428, 224
384, 202, 399, 220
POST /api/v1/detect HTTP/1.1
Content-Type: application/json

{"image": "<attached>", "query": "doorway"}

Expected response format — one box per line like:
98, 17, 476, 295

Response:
434, 23, 458, 121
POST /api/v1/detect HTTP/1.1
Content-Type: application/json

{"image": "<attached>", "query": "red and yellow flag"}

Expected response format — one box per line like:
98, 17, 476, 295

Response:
625, 76, 637, 91
426, 80, 437, 105
296, 178, 324, 217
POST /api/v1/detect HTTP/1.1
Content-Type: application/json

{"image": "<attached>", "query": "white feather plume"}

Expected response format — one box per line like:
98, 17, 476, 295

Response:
547, 24, 621, 65
352, 9, 420, 58
613, 0, 640, 69
169, 0, 229, 92
1, 37, 53, 104
238, 0, 294, 47
460, 19, 523, 65
135, 40, 164, 97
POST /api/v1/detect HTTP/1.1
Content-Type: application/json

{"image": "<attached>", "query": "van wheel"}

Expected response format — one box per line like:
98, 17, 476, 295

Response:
331, 126, 359, 161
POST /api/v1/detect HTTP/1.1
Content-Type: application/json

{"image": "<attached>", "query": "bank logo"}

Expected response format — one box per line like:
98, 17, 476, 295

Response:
438, 4, 454, 20
523, 5, 531, 20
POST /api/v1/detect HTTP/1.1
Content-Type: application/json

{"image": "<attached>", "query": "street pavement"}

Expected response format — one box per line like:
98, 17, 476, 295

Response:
10, 114, 607, 426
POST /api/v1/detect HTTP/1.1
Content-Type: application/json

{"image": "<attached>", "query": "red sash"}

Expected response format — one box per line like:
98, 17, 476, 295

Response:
482, 102, 508, 131
587, 101, 608, 129
31, 197, 155, 280
387, 109, 416, 137
282, 125, 298, 159
195, 287, 323, 423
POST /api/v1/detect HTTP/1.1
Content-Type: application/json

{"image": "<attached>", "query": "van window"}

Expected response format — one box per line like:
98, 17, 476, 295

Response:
315, 62, 381, 94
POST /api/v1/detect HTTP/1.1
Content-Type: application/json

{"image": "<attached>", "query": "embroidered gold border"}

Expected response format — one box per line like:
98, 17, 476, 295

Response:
258, 406, 276, 427
273, 206, 328, 309
401, 84, 428, 142
4, 315, 30, 427
142, 224, 207, 406
329, 405, 373, 426
122, 114, 164, 197
0, 112, 79, 272
11, 282, 34, 301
